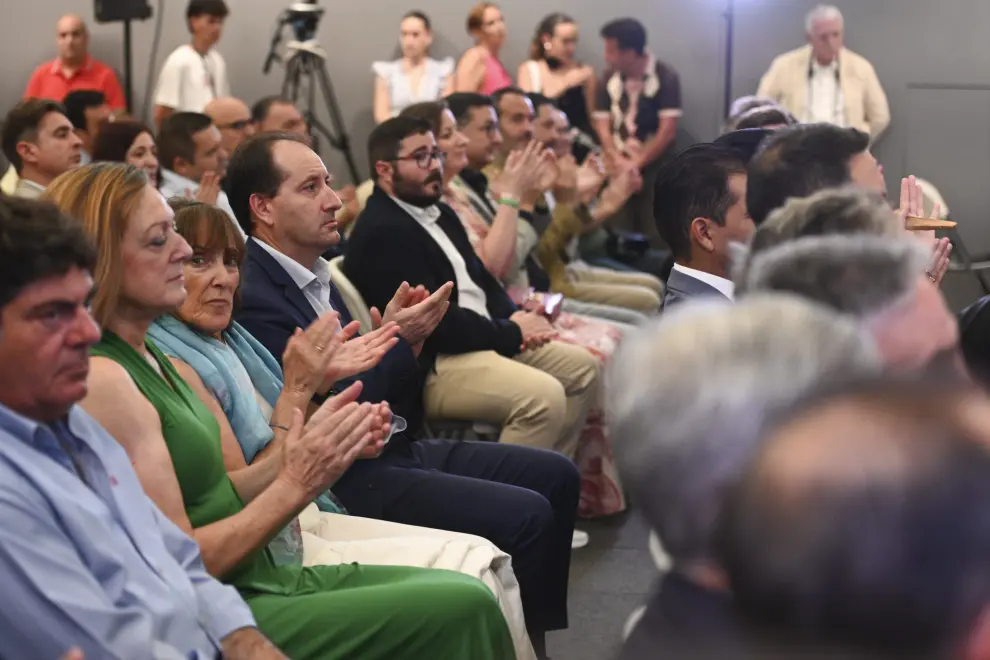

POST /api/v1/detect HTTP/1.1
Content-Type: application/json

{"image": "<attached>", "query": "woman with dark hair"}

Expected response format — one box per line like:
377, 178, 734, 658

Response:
517, 13, 597, 149
455, 2, 513, 94
372, 11, 454, 124
90, 118, 160, 188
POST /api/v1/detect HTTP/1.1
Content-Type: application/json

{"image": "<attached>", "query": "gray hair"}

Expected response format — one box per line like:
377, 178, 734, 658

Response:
738, 234, 929, 322
734, 186, 903, 282
806, 4, 844, 33
607, 295, 880, 564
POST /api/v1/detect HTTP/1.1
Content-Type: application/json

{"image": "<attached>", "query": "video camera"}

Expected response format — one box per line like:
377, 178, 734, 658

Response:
282, 1, 324, 43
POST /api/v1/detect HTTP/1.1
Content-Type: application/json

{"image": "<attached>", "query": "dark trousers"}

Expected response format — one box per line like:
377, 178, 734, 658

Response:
332, 437, 580, 654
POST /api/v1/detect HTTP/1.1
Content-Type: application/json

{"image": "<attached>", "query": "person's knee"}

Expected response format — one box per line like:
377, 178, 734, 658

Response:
530, 447, 581, 508
508, 372, 567, 432
625, 286, 661, 312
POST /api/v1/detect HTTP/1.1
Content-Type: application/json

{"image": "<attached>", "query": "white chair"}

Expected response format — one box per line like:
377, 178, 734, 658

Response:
327, 256, 374, 334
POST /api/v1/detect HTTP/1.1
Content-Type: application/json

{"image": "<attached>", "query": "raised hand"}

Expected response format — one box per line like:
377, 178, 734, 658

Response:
370, 281, 453, 348
359, 402, 392, 459
279, 382, 375, 498
497, 139, 543, 200
595, 167, 642, 221
325, 321, 401, 384
926, 237, 953, 287
576, 153, 606, 205
553, 153, 580, 202
194, 171, 221, 206
282, 312, 342, 398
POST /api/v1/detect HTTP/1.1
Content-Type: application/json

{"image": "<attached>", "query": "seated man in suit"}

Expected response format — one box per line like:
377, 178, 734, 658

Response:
608, 295, 881, 659
345, 116, 600, 462
228, 131, 580, 659
653, 144, 755, 309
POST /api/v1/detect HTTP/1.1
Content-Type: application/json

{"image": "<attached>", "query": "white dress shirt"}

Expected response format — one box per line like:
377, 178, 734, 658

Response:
391, 195, 492, 320
672, 263, 735, 300
252, 238, 336, 315
158, 169, 244, 239
807, 58, 844, 126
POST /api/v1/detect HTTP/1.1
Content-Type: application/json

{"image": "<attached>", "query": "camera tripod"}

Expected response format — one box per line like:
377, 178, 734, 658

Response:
279, 40, 360, 183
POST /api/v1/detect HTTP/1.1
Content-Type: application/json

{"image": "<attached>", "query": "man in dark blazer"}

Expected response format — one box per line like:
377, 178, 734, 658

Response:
227, 131, 579, 659
654, 144, 755, 309
344, 116, 600, 464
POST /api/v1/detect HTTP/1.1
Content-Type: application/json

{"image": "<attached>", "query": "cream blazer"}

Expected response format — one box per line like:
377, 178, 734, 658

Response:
757, 45, 890, 141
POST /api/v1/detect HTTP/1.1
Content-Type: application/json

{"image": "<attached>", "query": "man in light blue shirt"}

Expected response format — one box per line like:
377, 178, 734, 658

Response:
0, 196, 283, 659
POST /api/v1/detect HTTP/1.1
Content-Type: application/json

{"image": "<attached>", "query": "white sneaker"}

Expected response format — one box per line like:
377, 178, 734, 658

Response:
572, 529, 590, 549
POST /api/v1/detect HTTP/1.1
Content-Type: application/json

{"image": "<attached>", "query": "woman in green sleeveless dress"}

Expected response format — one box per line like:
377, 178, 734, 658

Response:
45, 163, 515, 660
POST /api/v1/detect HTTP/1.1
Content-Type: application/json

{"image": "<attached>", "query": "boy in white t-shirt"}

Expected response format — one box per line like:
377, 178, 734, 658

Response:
153, 0, 230, 127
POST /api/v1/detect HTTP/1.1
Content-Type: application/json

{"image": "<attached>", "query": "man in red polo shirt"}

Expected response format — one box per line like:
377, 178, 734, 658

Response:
23, 15, 126, 111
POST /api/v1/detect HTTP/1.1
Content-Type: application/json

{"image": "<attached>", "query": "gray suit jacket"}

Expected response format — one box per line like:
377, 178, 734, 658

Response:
662, 268, 731, 310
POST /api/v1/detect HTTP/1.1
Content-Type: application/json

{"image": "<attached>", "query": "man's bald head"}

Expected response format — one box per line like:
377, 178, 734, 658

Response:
719, 379, 990, 658
56, 15, 88, 64
205, 97, 255, 156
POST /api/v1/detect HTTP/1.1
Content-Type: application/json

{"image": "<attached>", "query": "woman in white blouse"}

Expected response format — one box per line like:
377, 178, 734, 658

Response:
373, 11, 455, 124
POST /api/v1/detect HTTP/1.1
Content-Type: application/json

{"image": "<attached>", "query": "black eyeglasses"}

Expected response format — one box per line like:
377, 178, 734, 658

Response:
393, 150, 447, 169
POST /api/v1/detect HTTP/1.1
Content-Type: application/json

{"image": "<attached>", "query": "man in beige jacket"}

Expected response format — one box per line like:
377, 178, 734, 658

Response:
757, 4, 890, 142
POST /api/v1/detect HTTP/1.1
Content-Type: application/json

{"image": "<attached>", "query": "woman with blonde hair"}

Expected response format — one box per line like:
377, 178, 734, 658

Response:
42, 162, 516, 660
455, 2, 513, 94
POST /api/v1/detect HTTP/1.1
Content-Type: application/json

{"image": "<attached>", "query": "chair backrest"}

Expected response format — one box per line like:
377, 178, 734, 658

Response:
328, 256, 374, 334
343, 179, 375, 237
916, 177, 951, 219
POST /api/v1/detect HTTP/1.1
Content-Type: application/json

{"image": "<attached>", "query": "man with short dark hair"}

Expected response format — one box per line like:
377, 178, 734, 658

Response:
156, 111, 236, 226
654, 144, 754, 308
153, 0, 231, 125
23, 14, 126, 110
251, 96, 310, 145
747, 123, 882, 226
595, 18, 682, 248
1, 99, 82, 199
719, 379, 990, 658
62, 89, 112, 163
0, 196, 281, 659
230, 130, 581, 660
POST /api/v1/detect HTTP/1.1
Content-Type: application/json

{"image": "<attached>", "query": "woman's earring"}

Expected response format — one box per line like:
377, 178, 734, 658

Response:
544, 41, 551, 52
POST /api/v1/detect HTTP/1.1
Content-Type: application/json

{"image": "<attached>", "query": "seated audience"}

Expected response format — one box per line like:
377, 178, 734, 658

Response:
0, 195, 281, 659
147, 199, 536, 659
62, 89, 112, 164
594, 18, 682, 248
153, 0, 231, 125
400, 99, 628, 518
23, 14, 126, 110
227, 132, 580, 659
91, 118, 161, 187
157, 111, 237, 224
205, 97, 256, 156
608, 296, 880, 659
348, 116, 600, 461
719, 379, 990, 658
373, 11, 454, 124
252, 96, 311, 143
455, 3, 513, 94
653, 144, 754, 308
446, 91, 652, 324
723, 95, 775, 132
517, 14, 596, 151
44, 162, 515, 660
757, 4, 890, 141
732, 104, 797, 130
738, 235, 961, 376
1, 99, 82, 199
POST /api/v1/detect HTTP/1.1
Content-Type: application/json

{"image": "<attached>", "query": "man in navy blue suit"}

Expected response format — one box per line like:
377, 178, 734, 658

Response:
228, 132, 579, 659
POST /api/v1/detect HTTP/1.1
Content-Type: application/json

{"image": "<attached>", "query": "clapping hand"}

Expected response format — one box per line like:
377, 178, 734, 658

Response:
191, 171, 221, 205
496, 140, 545, 202
576, 154, 606, 205
370, 281, 453, 356
282, 312, 343, 398
898, 175, 953, 286
927, 237, 953, 287
324, 320, 401, 385
359, 402, 392, 459
280, 382, 375, 499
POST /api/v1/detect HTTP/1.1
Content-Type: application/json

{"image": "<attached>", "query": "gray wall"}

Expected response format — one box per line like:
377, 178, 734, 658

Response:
2, 0, 988, 306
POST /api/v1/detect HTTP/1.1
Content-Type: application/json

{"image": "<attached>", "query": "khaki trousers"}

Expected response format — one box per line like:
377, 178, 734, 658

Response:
424, 342, 600, 460
564, 265, 662, 313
